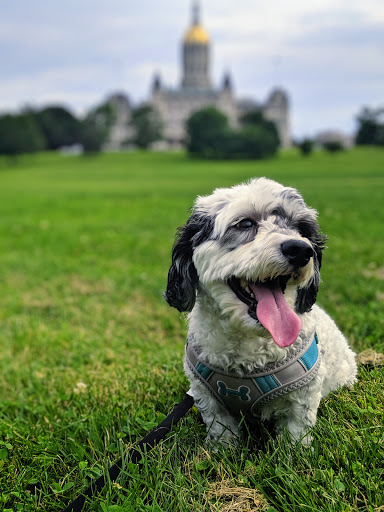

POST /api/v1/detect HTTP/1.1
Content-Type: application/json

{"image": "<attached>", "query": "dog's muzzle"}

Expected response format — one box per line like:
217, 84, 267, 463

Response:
227, 239, 314, 347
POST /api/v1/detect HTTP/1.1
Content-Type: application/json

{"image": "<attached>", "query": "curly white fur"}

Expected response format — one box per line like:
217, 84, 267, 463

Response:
165, 177, 357, 446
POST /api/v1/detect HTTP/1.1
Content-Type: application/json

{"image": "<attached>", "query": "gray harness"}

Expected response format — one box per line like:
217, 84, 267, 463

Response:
186, 333, 321, 421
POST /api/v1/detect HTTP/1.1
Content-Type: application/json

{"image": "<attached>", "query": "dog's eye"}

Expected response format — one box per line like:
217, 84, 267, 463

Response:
235, 219, 255, 230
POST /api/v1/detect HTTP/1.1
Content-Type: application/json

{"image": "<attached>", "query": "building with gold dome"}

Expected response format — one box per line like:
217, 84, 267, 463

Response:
104, 2, 290, 150
150, 2, 291, 148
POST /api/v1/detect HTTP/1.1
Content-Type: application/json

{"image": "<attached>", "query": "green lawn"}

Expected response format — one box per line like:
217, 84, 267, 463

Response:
0, 148, 383, 511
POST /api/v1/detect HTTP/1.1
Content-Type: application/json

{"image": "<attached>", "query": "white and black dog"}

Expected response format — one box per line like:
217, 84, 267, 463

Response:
165, 177, 357, 446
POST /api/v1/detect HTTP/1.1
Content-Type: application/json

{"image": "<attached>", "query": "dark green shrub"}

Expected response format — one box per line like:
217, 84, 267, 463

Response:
297, 138, 314, 156
186, 107, 279, 160
186, 107, 228, 157
323, 141, 344, 153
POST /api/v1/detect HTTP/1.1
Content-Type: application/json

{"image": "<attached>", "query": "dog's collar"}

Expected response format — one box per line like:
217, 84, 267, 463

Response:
185, 332, 321, 421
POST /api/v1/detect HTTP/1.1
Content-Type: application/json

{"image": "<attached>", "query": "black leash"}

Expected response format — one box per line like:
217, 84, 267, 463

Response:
62, 393, 194, 512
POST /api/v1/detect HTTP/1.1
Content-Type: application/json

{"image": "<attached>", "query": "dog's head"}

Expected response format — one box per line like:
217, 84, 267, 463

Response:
165, 178, 326, 347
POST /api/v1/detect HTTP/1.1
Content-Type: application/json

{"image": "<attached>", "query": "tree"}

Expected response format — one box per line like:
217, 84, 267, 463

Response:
80, 101, 116, 154
0, 113, 45, 159
186, 107, 228, 157
34, 105, 81, 150
237, 124, 279, 159
240, 111, 280, 158
186, 107, 279, 160
130, 104, 163, 149
240, 110, 280, 147
355, 106, 384, 146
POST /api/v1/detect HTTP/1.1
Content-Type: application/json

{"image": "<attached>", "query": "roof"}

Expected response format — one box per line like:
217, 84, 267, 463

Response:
184, 23, 209, 44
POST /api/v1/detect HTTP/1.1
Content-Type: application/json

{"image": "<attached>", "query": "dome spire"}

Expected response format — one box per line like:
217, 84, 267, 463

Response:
192, 1, 200, 25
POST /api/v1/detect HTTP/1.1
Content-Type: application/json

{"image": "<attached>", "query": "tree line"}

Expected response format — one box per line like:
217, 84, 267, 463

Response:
0, 101, 382, 160
0, 102, 117, 158
0, 101, 279, 160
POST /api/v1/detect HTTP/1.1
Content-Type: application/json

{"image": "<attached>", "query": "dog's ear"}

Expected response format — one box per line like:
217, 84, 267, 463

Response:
295, 234, 326, 314
165, 212, 214, 312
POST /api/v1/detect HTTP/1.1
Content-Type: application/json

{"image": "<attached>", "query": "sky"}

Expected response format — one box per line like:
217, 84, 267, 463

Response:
0, 0, 383, 139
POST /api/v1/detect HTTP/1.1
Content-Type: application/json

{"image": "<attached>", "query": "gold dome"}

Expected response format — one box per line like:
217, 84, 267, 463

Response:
184, 23, 209, 44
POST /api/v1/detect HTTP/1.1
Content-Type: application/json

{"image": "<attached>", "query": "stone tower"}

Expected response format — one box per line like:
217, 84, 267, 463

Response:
263, 88, 290, 149
182, 2, 211, 89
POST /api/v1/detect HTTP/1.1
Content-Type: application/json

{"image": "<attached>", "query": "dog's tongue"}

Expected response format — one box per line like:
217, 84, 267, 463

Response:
249, 282, 301, 347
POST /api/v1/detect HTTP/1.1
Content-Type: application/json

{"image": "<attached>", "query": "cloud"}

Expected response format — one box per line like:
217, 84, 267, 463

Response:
0, 64, 112, 114
0, 0, 383, 136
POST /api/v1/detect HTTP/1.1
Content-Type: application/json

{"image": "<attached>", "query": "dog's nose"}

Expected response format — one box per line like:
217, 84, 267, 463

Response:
281, 240, 313, 267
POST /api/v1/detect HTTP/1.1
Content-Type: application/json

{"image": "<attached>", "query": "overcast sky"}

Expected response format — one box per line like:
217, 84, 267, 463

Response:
1, 0, 383, 138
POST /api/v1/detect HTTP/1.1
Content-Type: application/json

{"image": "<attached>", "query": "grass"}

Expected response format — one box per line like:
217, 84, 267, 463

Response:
0, 147, 383, 511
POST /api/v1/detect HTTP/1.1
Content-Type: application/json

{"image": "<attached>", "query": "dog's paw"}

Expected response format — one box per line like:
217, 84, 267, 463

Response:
275, 423, 314, 448
205, 428, 239, 451
299, 432, 314, 451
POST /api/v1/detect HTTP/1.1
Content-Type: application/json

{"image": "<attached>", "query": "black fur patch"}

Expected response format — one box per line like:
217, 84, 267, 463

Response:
270, 206, 290, 220
165, 213, 215, 312
295, 235, 326, 314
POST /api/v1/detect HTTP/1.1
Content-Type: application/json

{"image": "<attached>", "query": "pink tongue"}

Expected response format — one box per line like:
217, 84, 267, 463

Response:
249, 282, 302, 347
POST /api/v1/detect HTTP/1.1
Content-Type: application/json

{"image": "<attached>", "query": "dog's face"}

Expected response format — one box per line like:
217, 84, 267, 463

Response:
165, 178, 326, 347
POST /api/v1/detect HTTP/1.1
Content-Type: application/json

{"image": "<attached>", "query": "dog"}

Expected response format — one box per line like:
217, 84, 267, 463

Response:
165, 177, 357, 446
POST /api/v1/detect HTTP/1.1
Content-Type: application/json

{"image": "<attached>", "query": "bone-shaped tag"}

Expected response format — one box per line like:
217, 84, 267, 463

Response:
217, 381, 251, 402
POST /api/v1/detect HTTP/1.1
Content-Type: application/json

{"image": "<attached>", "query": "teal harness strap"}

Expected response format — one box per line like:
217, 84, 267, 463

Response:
185, 333, 321, 421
